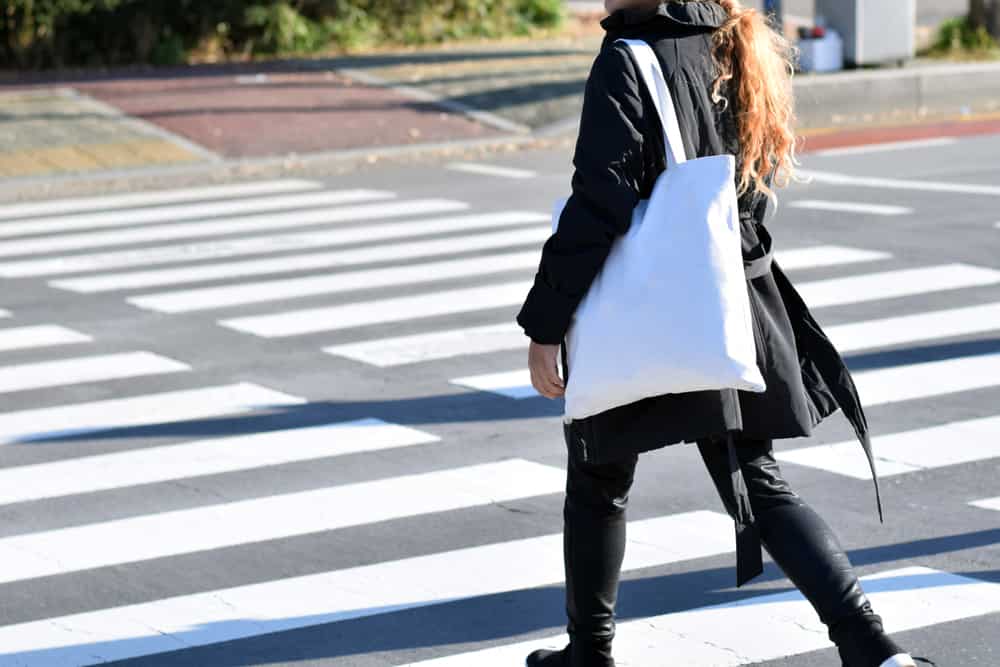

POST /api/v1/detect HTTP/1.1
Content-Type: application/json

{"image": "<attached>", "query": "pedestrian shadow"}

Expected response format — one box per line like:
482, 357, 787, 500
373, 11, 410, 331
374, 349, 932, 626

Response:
1, 390, 567, 445
8, 334, 1000, 447
8, 552, 995, 667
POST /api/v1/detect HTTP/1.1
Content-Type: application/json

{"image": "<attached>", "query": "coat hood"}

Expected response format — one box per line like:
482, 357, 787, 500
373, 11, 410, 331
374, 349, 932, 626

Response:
600, 1, 729, 33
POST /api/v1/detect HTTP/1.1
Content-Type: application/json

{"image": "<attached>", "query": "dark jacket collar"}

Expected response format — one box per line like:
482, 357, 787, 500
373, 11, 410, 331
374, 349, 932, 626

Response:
600, 1, 728, 33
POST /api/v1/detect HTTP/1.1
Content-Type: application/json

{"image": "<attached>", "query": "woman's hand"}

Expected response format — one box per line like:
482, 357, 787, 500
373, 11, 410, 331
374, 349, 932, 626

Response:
528, 341, 565, 399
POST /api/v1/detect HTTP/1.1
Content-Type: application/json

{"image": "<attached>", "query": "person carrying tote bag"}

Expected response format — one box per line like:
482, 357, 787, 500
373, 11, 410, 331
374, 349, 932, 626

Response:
515, 2, 935, 666
552, 34, 767, 421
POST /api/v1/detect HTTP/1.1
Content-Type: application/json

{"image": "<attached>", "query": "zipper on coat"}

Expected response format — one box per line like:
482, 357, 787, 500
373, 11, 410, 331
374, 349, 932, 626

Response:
562, 336, 587, 462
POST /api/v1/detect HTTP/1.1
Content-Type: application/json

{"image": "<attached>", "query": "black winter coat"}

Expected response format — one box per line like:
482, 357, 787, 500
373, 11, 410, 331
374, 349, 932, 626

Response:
514, 1, 883, 586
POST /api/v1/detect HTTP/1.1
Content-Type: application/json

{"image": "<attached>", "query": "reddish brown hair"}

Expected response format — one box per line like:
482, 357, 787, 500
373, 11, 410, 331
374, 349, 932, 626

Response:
704, 0, 801, 205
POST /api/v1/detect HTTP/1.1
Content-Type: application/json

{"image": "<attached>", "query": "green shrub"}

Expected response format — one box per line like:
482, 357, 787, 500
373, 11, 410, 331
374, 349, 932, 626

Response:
2, 0, 568, 68
931, 15, 1000, 55
245, 2, 327, 54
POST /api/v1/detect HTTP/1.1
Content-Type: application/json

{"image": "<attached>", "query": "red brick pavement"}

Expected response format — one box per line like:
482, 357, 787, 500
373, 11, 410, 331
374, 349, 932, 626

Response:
67, 68, 503, 158
799, 115, 1000, 152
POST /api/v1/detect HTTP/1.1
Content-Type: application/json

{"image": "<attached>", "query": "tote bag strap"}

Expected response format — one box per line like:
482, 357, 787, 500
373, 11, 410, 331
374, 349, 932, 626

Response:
614, 37, 688, 170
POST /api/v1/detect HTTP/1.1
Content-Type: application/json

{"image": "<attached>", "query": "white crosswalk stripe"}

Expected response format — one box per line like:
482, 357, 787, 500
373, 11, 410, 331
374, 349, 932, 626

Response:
324, 322, 525, 367
0, 419, 441, 506
771, 244, 892, 270
969, 497, 1000, 512
0, 351, 190, 394
128, 250, 542, 313
0, 459, 564, 585
0, 512, 733, 666
49, 223, 550, 292
0, 383, 304, 445
446, 162, 538, 179
0, 179, 321, 221
0, 308, 10, 318
0, 189, 395, 238
451, 369, 536, 399
0, 325, 92, 352
796, 263, 1000, 307
824, 302, 1000, 352
789, 200, 913, 216
2, 211, 545, 278
775, 415, 1000, 478
220, 280, 532, 338
0, 198, 468, 257
852, 351, 1000, 405
410, 566, 1000, 666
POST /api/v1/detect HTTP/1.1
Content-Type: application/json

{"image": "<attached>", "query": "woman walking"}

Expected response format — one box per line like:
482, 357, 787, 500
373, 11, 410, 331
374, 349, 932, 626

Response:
516, 1, 935, 666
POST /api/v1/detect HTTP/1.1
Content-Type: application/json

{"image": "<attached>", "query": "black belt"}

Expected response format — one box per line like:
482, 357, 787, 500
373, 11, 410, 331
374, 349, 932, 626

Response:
743, 220, 774, 280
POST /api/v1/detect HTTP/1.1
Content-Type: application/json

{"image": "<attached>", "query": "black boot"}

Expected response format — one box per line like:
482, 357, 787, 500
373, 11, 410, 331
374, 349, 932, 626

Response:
755, 501, 917, 667
525, 644, 568, 667
524, 639, 613, 667
537, 440, 634, 667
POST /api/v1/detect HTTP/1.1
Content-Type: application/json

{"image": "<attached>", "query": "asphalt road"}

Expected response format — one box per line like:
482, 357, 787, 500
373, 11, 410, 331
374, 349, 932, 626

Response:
0, 132, 997, 666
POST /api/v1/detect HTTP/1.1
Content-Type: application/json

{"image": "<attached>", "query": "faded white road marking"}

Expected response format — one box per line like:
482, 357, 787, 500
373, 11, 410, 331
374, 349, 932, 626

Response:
446, 162, 538, 179
788, 200, 912, 216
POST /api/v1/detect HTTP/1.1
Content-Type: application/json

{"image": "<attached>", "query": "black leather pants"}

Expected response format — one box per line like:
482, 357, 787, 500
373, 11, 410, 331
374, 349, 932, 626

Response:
561, 427, 906, 667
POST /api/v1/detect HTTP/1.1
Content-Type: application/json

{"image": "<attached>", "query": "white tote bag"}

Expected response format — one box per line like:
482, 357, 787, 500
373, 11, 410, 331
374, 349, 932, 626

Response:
554, 37, 766, 422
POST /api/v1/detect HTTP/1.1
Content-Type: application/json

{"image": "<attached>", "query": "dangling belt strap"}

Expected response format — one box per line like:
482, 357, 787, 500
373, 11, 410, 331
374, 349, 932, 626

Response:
733, 220, 771, 586
727, 430, 764, 587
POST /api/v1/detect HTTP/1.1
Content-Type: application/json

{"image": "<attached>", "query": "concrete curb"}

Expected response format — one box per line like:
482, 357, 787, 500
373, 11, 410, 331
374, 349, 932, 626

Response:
59, 87, 223, 163
0, 131, 562, 203
793, 60, 1000, 128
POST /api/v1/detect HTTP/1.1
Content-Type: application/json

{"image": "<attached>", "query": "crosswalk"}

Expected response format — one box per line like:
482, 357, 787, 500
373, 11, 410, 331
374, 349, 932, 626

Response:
0, 178, 997, 665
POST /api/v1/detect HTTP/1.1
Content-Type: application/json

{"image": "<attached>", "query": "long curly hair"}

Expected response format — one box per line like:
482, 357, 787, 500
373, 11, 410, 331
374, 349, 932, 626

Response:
691, 0, 802, 204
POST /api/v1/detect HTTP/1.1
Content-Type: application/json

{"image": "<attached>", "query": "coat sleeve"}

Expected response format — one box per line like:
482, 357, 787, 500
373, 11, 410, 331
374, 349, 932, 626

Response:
515, 43, 651, 345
